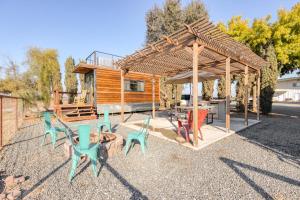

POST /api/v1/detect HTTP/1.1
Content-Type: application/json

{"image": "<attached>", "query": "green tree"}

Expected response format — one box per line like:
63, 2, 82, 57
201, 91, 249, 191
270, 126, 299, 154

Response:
146, 5, 164, 44
272, 3, 300, 74
217, 77, 226, 99
145, 0, 209, 108
202, 80, 214, 100
162, 0, 183, 35
260, 44, 278, 114
64, 56, 78, 103
184, 0, 208, 24
26, 48, 62, 106
0, 59, 39, 105
78, 59, 86, 91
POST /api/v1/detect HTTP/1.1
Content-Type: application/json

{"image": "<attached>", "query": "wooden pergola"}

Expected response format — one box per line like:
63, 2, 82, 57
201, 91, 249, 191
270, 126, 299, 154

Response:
116, 16, 268, 146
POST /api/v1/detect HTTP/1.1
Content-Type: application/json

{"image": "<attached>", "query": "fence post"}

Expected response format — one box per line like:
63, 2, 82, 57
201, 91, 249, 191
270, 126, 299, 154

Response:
0, 96, 2, 147
16, 98, 18, 131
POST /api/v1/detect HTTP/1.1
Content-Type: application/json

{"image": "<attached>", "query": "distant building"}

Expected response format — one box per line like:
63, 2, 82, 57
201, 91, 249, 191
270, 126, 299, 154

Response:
273, 77, 300, 102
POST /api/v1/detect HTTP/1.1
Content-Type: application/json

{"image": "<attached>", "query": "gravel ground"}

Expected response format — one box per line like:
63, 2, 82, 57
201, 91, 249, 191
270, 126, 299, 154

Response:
0, 103, 299, 199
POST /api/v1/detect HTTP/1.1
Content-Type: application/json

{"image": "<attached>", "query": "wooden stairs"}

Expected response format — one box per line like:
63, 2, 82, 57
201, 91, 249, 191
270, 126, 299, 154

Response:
55, 104, 97, 122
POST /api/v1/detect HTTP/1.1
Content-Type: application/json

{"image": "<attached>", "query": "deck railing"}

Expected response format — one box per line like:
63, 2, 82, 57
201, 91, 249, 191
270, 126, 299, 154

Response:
85, 51, 123, 69
0, 95, 24, 147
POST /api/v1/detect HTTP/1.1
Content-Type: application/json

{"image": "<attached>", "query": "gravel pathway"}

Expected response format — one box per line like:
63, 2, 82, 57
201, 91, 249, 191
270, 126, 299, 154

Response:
0, 103, 299, 199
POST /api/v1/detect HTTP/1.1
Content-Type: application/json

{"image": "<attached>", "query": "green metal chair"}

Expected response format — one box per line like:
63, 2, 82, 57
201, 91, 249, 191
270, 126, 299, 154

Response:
124, 116, 151, 155
97, 108, 112, 134
41, 112, 66, 148
69, 124, 99, 182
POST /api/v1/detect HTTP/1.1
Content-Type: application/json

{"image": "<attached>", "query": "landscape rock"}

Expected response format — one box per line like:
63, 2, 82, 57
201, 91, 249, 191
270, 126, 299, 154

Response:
4, 176, 14, 187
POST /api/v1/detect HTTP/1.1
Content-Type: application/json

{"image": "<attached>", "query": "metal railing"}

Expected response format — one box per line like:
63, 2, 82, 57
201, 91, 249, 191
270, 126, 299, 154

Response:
85, 51, 123, 69
0, 95, 24, 147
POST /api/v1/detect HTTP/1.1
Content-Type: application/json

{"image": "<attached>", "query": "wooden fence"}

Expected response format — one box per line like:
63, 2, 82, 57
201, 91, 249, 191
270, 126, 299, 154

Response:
0, 95, 24, 147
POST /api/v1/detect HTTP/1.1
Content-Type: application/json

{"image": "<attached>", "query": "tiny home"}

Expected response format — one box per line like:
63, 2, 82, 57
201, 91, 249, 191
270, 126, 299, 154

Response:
74, 51, 160, 114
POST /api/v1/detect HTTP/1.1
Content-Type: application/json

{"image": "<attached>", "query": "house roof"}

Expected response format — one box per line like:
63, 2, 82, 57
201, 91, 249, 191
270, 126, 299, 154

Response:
116, 16, 268, 77
73, 63, 96, 73
278, 76, 300, 82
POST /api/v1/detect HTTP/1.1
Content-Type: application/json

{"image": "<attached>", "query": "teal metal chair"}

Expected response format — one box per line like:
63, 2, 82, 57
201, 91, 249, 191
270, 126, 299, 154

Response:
41, 112, 66, 148
97, 108, 112, 134
124, 116, 151, 155
69, 124, 99, 182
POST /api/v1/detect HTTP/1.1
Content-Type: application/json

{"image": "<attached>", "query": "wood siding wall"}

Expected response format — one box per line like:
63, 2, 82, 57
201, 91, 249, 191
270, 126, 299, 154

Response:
95, 68, 160, 104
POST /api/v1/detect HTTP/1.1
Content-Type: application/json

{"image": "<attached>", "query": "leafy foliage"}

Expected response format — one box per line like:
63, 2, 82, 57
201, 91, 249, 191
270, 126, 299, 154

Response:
217, 77, 226, 99
273, 3, 300, 74
64, 56, 78, 103
202, 80, 214, 100
26, 48, 62, 106
0, 60, 39, 105
145, 0, 207, 107
146, 5, 164, 44
260, 44, 278, 114
183, 0, 208, 24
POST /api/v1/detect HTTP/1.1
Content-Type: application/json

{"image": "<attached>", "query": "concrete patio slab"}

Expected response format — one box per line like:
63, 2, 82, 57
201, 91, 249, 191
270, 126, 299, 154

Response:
122, 117, 260, 150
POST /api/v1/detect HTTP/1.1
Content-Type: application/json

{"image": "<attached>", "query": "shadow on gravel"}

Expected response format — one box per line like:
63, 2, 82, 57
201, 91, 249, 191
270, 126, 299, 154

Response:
22, 158, 71, 199
220, 157, 300, 200
235, 103, 300, 168
98, 145, 148, 200
4, 134, 44, 147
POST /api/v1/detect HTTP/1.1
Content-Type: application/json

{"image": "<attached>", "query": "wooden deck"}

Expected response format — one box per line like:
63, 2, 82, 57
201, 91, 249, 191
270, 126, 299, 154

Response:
54, 104, 97, 122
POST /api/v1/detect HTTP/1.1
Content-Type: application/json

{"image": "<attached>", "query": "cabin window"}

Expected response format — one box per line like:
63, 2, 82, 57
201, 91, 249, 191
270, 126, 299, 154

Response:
125, 80, 145, 92
292, 82, 300, 88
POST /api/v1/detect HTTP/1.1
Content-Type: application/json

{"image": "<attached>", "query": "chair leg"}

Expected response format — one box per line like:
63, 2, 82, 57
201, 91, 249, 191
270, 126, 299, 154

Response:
198, 128, 203, 140
183, 127, 190, 142
90, 151, 98, 177
140, 139, 146, 155
69, 153, 80, 182
124, 138, 132, 156
108, 123, 112, 133
177, 127, 181, 136
41, 132, 48, 146
51, 131, 57, 149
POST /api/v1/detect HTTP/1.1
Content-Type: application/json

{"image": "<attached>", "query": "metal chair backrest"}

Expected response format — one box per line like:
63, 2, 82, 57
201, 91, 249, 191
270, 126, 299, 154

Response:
103, 108, 110, 123
140, 116, 151, 137
78, 125, 91, 150
188, 109, 208, 129
56, 117, 77, 149
43, 112, 52, 131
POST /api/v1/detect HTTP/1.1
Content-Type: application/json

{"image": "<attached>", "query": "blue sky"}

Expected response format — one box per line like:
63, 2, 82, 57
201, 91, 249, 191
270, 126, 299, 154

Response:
0, 0, 298, 82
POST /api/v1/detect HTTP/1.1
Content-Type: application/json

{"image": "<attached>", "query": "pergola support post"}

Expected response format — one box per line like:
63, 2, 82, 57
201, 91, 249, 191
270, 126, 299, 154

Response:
192, 41, 199, 146
152, 75, 155, 119
257, 71, 261, 120
121, 70, 125, 123
244, 65, 249, 126
253, 82, 257, 112
225, 57, 231, 132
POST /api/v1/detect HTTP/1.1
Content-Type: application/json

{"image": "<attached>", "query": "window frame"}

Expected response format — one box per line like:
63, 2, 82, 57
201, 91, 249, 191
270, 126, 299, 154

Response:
124, 79, 145, 92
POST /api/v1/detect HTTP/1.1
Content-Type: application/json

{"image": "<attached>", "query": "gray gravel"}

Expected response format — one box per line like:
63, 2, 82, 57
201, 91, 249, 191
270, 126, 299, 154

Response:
0, 103, 299, 199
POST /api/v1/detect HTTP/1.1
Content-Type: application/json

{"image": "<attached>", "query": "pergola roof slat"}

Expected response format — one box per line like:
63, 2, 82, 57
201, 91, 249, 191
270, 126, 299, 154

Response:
116, 16, 268, 76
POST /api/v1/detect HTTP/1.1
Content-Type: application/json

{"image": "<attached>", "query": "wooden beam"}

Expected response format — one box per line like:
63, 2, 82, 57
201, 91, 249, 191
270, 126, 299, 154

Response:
244, 65, 249, 126
152, 75, 155, 119
120, 70, 125, 122
225, 57, 231, 132
257, 71, 261, 120
253, 80, 257, 112
193, 42, 204, 146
